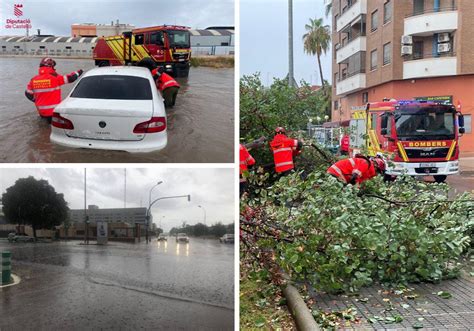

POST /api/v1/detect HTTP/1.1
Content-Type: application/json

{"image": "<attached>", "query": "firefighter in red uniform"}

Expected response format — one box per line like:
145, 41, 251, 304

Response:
270, 127, 303, 175
327, 155, 386, 185
25, 58, 83, 122
152, 67, 180, 108
340, 133, 350, 155
239, 144, 256, 197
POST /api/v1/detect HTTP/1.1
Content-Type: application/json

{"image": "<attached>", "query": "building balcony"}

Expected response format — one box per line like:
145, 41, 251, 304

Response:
336, 70, 366, 96
403, 52, 457, 79
404, 7, 458, 36
336, 0, 367, 33
336, 35, 366, 64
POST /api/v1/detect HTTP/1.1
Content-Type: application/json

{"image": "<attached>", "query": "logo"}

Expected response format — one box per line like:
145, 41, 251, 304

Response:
14, 4, 23, 17
99, 121, 107, 128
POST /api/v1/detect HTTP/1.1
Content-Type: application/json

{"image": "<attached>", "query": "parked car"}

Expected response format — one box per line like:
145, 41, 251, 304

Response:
8, 233, 34, 243
157, 234, 167, 241
176, 233, 189, 243
219, 233, 234, 244
50, 66, 167, 153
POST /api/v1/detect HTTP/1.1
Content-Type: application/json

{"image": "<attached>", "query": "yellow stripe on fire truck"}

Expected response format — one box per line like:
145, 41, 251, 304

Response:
446, 140, 457, 161
397, 142, 409, 162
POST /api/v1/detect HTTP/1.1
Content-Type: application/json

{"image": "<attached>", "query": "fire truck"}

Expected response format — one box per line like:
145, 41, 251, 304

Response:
350, 99, 465, 182
93, 25, 191, 77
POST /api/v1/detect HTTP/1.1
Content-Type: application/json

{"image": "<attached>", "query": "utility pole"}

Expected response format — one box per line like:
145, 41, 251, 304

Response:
288, 0, 295, 87
124, 169, 127, 208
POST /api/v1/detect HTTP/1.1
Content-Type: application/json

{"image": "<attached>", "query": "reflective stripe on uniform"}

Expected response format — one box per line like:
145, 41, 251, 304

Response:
293, 139, 298, 146
26, 89, 34, 94
239, 161, 246, 165
330, 164, 344, 179
37, 104, 59, 110
349, 158, 356, 167
245, 156, 253, 162
273, 147, 292, 154
276, 161, 293, 167
162, 80, 176, 88
32, 86, 61, 93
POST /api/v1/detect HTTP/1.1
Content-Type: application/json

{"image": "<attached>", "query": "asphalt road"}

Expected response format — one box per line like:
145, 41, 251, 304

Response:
0, 238, 234, 330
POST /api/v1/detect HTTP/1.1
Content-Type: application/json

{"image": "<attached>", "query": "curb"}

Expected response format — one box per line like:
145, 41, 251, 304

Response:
0, 273, 21, 288
281, 281, 320, 330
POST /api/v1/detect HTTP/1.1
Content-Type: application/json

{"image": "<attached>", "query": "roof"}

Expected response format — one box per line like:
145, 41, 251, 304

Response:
83, 66, 152, 78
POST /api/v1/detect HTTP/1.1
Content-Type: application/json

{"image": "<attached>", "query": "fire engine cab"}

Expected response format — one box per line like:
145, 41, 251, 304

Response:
350, 99, 465, 183
93, 25, 191, 77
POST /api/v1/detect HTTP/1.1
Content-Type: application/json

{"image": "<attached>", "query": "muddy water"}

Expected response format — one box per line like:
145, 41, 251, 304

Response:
0, 58, 234, 163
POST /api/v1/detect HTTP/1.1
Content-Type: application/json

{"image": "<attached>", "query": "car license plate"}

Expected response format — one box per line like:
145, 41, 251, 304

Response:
420, 163, 436, 167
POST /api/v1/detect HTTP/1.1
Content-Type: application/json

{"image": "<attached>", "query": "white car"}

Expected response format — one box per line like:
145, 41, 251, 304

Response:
50, 66, 167, 153
219, 233, 234, 244
176, 233, 189, 243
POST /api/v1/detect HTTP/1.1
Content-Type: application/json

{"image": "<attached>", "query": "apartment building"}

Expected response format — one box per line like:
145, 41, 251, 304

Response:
330, 0, 474, 152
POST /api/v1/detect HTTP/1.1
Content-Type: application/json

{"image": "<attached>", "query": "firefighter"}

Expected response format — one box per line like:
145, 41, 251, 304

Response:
239, 144, 256, 197
270, 127, 303, 175
327, 154, 386, 185
340, 133, 350, 155
25, 58, 83, 121
152, 67, 180, 108
137, 58, 180, 107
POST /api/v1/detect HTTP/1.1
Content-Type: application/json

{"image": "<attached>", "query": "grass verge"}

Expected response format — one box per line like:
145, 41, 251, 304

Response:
240, 264, 295, 330
190, 56, 234, 68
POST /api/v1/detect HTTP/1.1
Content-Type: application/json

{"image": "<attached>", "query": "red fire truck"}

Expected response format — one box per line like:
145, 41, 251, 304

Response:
93, 25, 191, 77
350, 99, 465, 183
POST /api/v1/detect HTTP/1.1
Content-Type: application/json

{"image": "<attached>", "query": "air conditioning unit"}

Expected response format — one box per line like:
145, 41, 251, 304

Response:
401, 35, 413, 45
438, 33, 450, 43
401, 45, 413, 55
438, 43, 451, 53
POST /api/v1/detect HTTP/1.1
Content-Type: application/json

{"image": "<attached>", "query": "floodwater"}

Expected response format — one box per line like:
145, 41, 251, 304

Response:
0, 58, 234, 163
0, 238, 234, 329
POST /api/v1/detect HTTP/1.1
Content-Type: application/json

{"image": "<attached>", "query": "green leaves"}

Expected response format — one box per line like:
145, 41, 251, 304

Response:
437, 291, 452, 299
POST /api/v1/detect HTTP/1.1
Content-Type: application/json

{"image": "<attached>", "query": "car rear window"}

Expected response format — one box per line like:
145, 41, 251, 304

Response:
71, 75, 152, 100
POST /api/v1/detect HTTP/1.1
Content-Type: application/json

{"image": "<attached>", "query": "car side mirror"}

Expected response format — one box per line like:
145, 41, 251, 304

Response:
459, 127, 465, 134
458, 114, 465, 128
381, 128, 388, 136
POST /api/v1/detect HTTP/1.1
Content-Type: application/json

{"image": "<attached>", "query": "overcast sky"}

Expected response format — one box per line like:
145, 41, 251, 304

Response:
0, 0, 234, 36
240, 0, 332, 86
0, 168, 234, 231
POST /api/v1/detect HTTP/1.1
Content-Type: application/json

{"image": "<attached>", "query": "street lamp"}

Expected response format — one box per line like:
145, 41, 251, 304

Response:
147, 195, 191, 243
198, 205, 206, 226
146, 180, 163, 243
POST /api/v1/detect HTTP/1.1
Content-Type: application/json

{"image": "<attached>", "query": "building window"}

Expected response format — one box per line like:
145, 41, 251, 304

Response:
66, 46, 72, 49
14, 46, 20, 49
371, 49, 378, 70
383, 42, 391, 65
362, 92, 369, 103
464, 115, 472, 134
334, 72, 339, 83
334, 100, 339, 110
39, 46, 45, 49
371, 10, 378, 32
384, 0, 392, 24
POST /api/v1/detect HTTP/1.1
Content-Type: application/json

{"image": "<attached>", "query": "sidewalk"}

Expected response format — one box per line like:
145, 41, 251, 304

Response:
309, 276, 474, 330
460, 156, 474, 173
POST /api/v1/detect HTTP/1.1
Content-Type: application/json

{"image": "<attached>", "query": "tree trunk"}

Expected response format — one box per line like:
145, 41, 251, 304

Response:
317, 53, 325, 87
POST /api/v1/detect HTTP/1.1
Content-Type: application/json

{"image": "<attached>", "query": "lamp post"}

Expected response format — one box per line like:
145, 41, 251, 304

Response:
198, 205, 207, 226
147, 181, 163, 243
147, 195, 191, 243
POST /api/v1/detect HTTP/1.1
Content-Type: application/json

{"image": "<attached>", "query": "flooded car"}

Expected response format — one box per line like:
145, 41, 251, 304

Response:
50, 66, 167, 153
219, 234, 234, 244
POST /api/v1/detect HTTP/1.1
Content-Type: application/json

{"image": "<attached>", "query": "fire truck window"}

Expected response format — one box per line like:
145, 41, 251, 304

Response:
371, 114, 377, 130
150, 32, 164, 46
135, 34, 144, 45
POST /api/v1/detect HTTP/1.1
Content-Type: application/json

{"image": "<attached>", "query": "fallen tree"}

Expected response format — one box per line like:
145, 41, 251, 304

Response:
241, 170, 474, 293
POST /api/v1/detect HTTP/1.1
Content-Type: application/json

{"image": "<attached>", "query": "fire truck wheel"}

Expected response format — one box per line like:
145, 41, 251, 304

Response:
434, 175, 447, 183
383, 174, 396, 182
98, 61, 110, 67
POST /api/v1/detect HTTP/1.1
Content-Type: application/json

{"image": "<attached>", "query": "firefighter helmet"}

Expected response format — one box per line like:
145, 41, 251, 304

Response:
372, 158, 386, 174
275, 127, 286, 134
39, 57, 56, 68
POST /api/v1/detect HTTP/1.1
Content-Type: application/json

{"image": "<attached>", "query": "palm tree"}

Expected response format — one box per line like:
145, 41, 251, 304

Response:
325, 2, 332, 17
303, 18, 331, 87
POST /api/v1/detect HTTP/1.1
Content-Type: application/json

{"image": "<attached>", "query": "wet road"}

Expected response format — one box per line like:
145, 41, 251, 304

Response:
0, 57, 234, 163
0, 238, 234, 330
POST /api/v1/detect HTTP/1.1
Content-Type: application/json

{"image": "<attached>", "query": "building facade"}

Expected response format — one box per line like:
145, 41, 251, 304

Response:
69, 205, 149, 225
331, 0, 474, 153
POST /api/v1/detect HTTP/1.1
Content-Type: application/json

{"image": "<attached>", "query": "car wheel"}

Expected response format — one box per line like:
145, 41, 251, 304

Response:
98, 60, 110, 67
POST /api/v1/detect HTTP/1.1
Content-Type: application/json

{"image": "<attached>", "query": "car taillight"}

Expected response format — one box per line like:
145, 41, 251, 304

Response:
52, 112, 74, 130
133, 117, 167, 134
